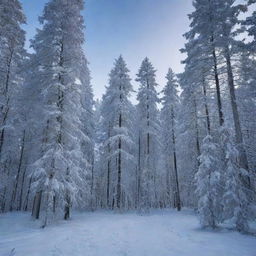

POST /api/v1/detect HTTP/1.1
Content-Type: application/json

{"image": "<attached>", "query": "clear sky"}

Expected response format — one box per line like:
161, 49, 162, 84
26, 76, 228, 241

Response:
20, 0, 193, 99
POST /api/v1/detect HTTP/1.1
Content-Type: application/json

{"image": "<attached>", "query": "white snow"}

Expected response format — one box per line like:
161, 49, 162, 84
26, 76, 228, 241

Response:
0, 209, 255, 256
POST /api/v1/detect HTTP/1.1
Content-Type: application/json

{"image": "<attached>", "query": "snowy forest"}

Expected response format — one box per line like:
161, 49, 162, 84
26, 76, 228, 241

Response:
0, 0, 256, 248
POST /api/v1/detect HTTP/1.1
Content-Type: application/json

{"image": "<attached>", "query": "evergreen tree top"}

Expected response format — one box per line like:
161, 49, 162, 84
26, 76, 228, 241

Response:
136, 57, 157, 86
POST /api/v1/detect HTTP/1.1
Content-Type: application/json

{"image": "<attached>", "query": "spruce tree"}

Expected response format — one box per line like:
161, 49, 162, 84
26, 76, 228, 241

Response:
99, 56, 135, 210
29, 0, 91, 226
221, 127, 250, 232
195, 135, 222, 228
161, 69, 181, 210
136, 58, 161, 211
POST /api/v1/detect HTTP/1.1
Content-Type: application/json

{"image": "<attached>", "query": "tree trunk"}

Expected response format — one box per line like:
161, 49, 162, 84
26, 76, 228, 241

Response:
0, 49, 13, 156
64, 194, 71, 220
137, 134, 141, 208
90, 154, 95, 210
212, 47, 224, 127
116, 136, 122, 209
0, 101, 9, 156
19, 165, 27, 211
171, 108, 181, 211
107, 125, 111, 208
202, 76, 211, 134
10, 130, 26, 211
24, 175, 32, 211
208, 0, 224, 127
1, 160, 9, 212
146, 80, 150, 208
116, 107, 122, 209
193, 99, 201, 161
32, 191, 42, 219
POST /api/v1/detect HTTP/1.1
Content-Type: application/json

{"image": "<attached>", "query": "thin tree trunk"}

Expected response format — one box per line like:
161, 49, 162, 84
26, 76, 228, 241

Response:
32, 191, 42, 219
208, 0, 224, 127
0, 49, 13, 156
146, 79, 150, 208
193, 99, 201, 160
116, 135, 122, 209
10, 130, 26, 211
64, 193, 71, 220
107, 125, 111, 208
212, 47, 224, 127
137, 134, 141, 208
0, 100, 9, 156
19, 165, 27, 211
24, 175, 32, 211
171, 108, 181, 211
1, 160, 9, 212
202, 76, 211, 134
116, 85, 123, 209
90, 154, 95, 210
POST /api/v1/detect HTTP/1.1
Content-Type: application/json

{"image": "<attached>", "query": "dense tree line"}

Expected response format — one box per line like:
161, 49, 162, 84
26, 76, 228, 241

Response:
0, 0, 255, 232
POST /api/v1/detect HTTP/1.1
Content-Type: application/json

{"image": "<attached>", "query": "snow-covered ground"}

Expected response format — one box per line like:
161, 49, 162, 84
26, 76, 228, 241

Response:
0, 209, 255, 256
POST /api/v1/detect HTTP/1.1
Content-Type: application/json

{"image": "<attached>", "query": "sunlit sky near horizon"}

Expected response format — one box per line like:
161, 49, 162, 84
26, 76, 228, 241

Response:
20, 0, 193, 99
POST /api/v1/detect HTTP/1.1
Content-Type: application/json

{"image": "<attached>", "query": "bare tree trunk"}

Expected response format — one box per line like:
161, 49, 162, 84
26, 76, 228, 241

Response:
1, 160, 10, 212
208, 0, 224, 127
0, 101, 9, 156
10, 130, 26, 211
202, 76, 211, 134
116, 84, 122, 209
64, 193, 71, 220
18, 131, 29, 211
107, 125, 111, 208
137, 134, 141, 208
0, 49, 13, 156
32, 191, 42, 219
166, 158, 171, 207
116, 136, 122, 209
145, 93, 150, 208
193, 99, 201, 161
212, 47, 224, 127
171, 108, 181, 211
24, 175, 32, 211
90, 155, 95, 210
19, 165, 27, 211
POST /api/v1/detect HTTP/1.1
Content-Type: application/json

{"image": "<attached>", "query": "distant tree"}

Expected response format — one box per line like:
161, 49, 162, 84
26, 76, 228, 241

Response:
177, 66, 202, 208
99, 56, 136, 210
161, 69, 181, 210
77, 56, 95, 210
136, 58, 161, 211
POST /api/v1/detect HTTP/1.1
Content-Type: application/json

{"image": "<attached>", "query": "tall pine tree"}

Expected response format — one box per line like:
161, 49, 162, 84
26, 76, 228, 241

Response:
99, 56, 136, 210
136, 58, 161, 211
29, 0, 92, 226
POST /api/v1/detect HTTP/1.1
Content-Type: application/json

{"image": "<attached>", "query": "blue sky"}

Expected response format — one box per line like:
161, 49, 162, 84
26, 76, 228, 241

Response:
20, 0, 193, 99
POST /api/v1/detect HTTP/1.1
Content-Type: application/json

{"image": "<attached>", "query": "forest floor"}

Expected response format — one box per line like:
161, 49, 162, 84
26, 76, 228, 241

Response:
0, 209, 255, 256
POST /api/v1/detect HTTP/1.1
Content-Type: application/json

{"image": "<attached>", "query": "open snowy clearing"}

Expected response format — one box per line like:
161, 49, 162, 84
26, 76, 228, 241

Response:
0, 210, 255, 256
